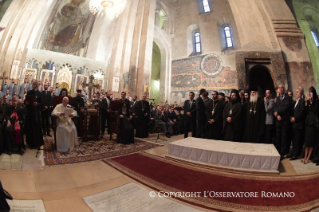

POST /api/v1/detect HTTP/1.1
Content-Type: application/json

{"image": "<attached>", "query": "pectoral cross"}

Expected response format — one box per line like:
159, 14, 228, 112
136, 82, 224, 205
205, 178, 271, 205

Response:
82, 75, 100, 106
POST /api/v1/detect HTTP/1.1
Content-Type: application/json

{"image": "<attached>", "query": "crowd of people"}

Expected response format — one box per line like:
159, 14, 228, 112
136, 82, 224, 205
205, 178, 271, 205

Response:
0, 78, 319, 167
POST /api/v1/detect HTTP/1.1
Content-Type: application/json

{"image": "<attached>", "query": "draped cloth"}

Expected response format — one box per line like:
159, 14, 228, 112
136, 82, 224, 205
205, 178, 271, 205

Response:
52, 104, 78, 152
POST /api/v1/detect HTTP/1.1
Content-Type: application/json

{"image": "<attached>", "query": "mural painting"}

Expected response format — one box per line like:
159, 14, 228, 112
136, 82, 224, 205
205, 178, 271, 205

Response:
282, 37, 302, 52
41, 0, 96, 57
171, 54, 237, 99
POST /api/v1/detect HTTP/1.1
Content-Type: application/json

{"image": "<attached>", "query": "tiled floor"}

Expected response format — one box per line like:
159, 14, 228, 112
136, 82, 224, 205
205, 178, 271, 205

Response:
0, 132, 318, 211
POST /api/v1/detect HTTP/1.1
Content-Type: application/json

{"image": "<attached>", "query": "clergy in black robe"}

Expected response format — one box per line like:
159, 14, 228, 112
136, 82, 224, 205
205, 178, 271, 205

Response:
205, 91, 224, 139
89, 93, 101, 136
99, 95, 108, 138
117, 103, 134, 144
4, 97, 24, 155
135, 94, 150, 138
222, 89, 242, 142
243, 87, 265, 143
24, 81, 44, 149
0, 100, 4, 154
73, 90, 85, 136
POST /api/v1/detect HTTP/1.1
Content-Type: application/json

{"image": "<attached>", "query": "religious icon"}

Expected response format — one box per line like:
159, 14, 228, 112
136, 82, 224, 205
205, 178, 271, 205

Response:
144, 85, 150, 99
74, 74, 89, 93
40, 70, 54, 86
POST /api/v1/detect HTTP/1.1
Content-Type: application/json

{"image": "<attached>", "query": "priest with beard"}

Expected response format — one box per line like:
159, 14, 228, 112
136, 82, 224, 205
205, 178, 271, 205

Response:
222, 89, 242, 142
24, 80, 43, 149
135, 94, 150, 138
205, 91, 224, 139
243, 87, 265, 143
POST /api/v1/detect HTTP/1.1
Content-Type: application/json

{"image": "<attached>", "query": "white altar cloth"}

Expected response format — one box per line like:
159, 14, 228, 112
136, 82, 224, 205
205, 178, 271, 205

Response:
167, 137, 280, 173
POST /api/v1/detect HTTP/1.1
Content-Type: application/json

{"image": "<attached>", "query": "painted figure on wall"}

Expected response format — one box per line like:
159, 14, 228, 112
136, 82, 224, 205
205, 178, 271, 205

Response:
41, 0, 96, 57
74, 74, 88, 93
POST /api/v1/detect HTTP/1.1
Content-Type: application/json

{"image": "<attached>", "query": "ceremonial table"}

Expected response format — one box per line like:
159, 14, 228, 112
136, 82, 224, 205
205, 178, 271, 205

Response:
167, 137, 280, 174
81, 108, 100, 142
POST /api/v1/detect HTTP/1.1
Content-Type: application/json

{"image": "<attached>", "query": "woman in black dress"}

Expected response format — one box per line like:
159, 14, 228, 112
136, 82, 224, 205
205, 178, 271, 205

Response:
302, 86, 319, 164
117, 103, 134, 144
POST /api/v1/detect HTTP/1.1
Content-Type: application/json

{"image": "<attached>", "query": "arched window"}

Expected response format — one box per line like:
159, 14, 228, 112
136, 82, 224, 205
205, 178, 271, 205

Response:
224, 26, 233, 48
311, 30, 319, 47
194, 32, 201, 53
202, 0, 211, 12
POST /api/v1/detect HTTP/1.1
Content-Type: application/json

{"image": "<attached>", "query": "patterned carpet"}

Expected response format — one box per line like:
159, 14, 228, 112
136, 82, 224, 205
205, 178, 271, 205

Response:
44, 138, 161, 165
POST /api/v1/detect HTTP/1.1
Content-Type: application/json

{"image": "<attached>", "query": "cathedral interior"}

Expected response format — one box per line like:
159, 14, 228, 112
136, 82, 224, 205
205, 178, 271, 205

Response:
0, 0, 319, 211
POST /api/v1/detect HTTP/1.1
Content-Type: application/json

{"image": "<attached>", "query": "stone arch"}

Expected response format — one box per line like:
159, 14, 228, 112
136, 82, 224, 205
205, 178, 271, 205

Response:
155, 1, 173, 35
248, 65, 276, 97
153, 26, 172, 104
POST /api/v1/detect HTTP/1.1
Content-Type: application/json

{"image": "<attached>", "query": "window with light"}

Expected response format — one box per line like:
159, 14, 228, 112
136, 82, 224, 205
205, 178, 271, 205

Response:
224, 26, 233, 48
194, 32, 201, 53
311, 31, 319, 47
202, 0, 211, 12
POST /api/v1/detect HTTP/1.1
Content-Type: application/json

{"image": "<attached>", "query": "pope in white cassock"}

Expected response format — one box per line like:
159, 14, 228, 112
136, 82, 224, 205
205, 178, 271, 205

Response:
52, 97, 78, 152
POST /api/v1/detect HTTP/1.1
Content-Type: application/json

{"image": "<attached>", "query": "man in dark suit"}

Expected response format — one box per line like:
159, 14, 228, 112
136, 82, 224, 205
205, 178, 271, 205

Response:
166, 106, 179, 135
183, 92, 196, 138
290, 88, 305, 160
196, 89, 206, 138
120, 92, 130, 106
41, 83, 52, 136
274, 84, 293, 158
130, 95, 137, 129
105, 92, 112, 134
130, 95, 138, 114
99, 93, 108, 138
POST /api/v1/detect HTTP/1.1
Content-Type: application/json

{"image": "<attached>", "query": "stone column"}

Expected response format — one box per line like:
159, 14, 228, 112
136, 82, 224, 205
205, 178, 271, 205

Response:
135, 0, 156, 97
107, 0, 133, 98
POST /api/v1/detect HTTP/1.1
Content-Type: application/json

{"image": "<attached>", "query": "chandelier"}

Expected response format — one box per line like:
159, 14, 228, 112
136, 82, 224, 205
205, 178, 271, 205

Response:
89, 0, 127, 18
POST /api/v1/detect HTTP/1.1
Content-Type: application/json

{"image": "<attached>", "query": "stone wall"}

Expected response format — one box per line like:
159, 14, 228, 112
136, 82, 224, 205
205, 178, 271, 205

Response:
171, 0, 240, 60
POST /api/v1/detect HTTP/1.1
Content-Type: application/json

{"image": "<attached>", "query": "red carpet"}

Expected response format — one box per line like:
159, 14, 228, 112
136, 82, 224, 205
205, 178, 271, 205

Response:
103, 153, 319, 211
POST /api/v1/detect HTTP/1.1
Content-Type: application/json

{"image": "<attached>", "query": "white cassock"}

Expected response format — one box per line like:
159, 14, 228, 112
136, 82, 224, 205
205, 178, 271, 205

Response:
52, 104, 78, 152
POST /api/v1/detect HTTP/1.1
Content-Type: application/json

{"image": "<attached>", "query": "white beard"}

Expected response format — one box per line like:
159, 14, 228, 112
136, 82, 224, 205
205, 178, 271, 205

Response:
250, 94, 258, 103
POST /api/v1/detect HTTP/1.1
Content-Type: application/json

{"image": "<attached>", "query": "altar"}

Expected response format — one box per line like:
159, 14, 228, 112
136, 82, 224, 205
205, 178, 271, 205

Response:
167, 138, 280, 174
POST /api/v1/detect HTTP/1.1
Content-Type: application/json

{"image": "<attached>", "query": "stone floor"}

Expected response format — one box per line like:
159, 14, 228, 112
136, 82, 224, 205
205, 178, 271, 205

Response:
0, 132, 318, 211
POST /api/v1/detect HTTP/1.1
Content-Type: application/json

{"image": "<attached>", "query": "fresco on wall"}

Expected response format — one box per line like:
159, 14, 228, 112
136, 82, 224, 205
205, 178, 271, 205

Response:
171, 54, 237, 94
40, 0, 95, 57
282, 37, 302, 52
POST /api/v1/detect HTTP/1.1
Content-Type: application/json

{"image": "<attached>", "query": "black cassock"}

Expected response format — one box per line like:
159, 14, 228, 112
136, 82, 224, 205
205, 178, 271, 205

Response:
73, 96, 85, 136
24, 89, 44, 148
222, 101, 242, 142
117, 109, 134, 144
204, 100, 224, 140
243, 98, 265, 143
135, 100, 150, 138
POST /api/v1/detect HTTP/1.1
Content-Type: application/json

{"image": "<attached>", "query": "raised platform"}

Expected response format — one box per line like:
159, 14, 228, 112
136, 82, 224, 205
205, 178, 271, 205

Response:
167, 137, 280, 174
